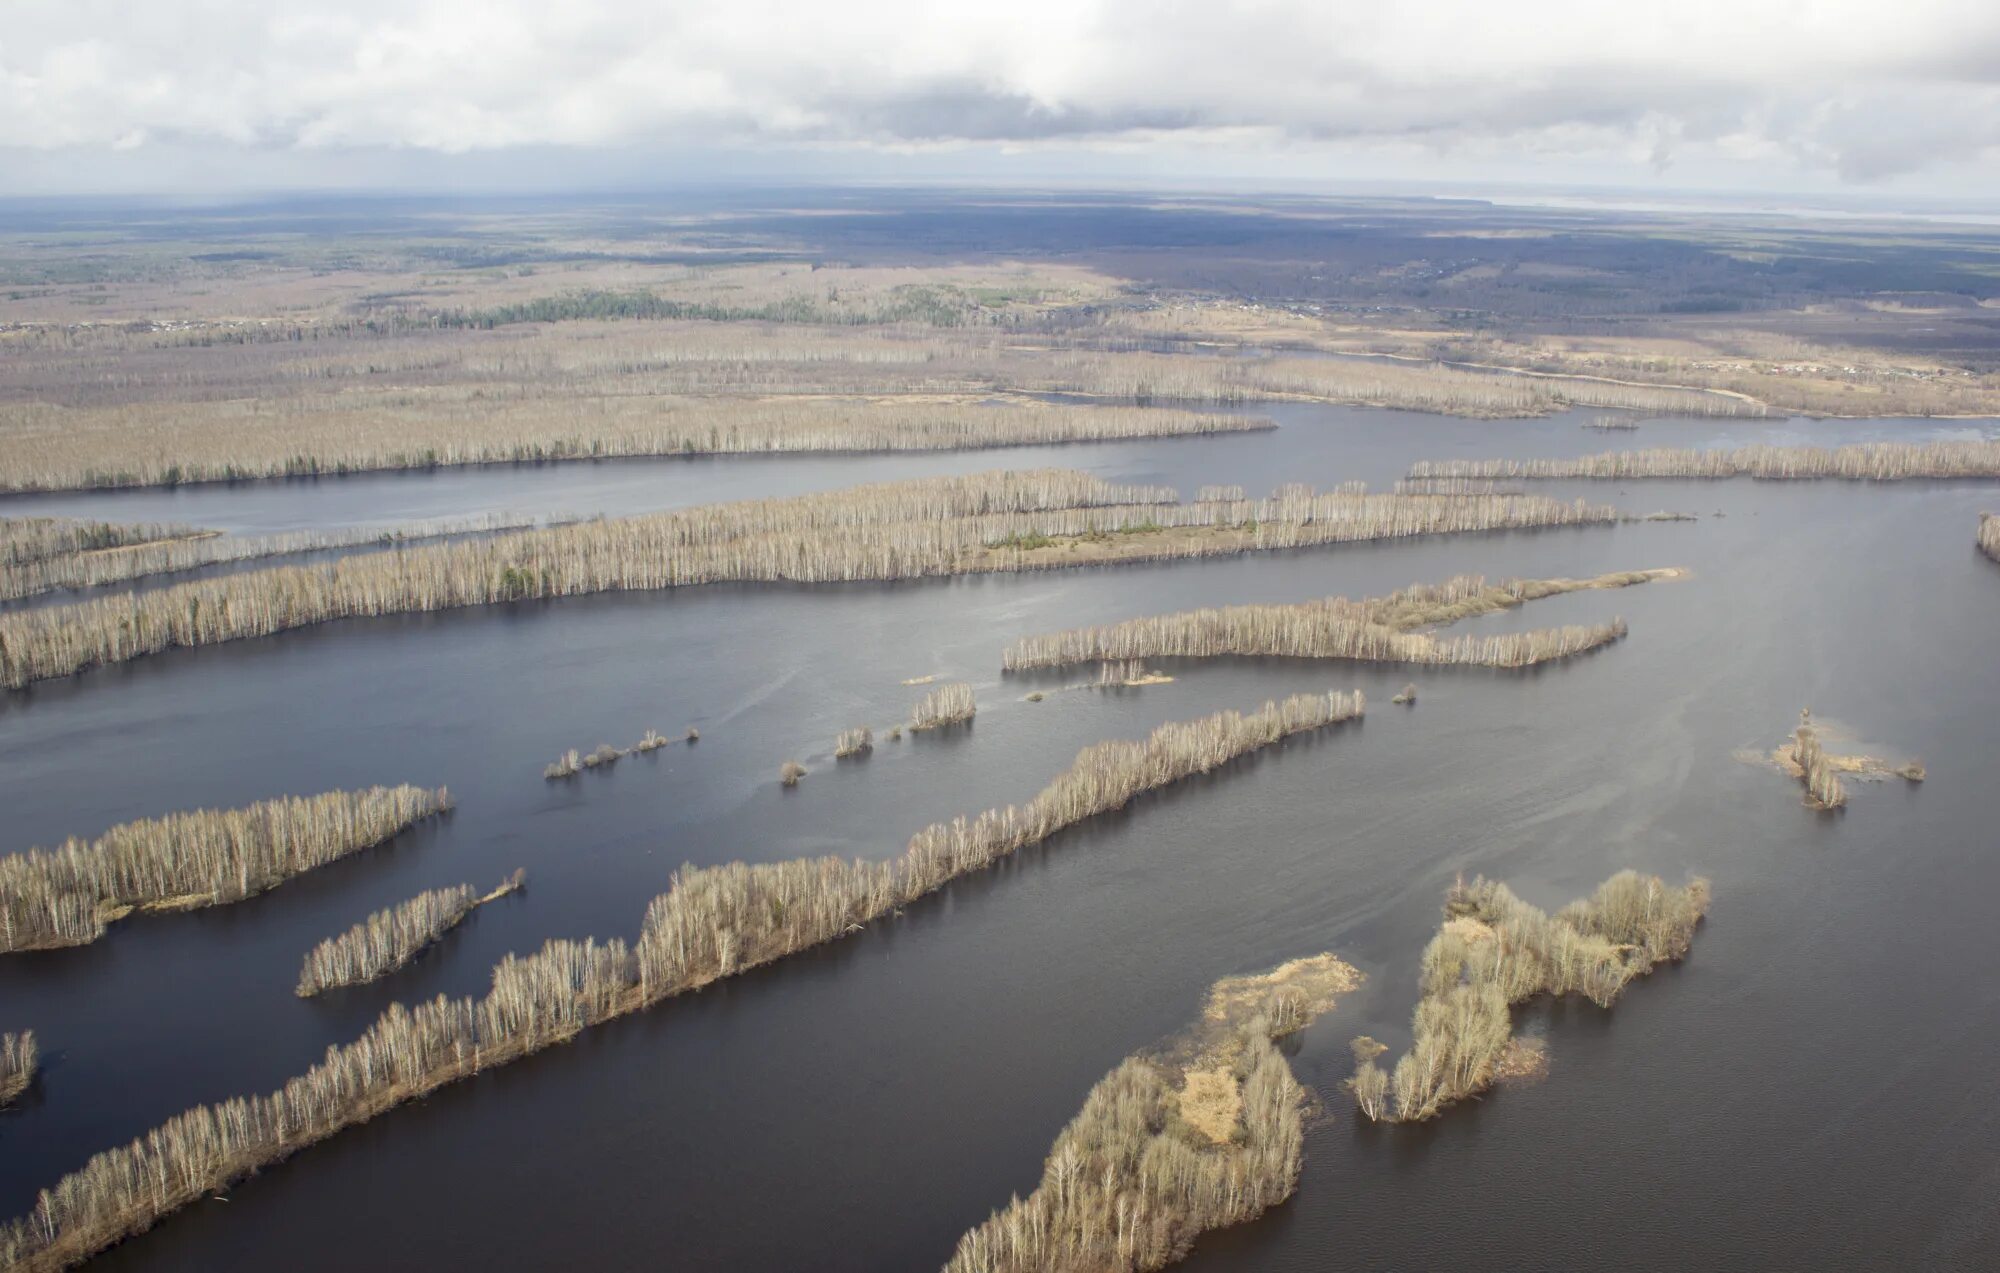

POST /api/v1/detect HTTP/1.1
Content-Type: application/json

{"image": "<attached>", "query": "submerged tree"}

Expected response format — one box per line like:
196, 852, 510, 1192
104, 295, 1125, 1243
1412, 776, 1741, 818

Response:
1353, 871, 1709, 1123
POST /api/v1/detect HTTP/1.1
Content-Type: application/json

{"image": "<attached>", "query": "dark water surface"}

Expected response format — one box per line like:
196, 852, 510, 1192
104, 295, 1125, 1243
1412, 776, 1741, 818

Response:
3, 406, 1998, 1271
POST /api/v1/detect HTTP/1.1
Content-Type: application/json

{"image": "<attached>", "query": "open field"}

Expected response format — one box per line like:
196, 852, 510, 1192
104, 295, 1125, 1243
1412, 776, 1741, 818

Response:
10, 196, 2000, 499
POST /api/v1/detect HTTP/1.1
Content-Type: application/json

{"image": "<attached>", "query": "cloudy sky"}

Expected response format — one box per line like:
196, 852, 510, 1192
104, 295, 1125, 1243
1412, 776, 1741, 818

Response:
4, 0, 1998, 199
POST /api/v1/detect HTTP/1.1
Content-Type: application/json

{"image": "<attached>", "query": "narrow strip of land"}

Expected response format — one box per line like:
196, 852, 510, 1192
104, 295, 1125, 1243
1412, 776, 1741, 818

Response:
0, 787, 451, 953
0, 471, 1618, 690
1003, 569, 1676, 672
1408, 439, 2000, 483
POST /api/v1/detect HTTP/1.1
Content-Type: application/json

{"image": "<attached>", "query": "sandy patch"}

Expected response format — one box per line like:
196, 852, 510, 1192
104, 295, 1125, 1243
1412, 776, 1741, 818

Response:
1204, 953, 1362, 1026
1177, 1068, 1243, 1144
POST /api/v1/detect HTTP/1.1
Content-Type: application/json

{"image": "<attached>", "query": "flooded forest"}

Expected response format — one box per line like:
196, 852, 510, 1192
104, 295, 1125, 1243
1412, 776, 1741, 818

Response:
3, 191, 1998, 1272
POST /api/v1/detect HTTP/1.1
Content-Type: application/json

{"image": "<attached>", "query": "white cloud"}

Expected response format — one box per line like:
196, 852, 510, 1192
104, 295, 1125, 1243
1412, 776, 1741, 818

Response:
2, 1, 1997, 192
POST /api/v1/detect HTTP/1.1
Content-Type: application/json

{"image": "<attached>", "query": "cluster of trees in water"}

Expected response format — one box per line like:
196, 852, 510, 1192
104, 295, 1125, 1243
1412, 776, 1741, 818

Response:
834, 726, 873, 758
0, 788, 451, 954
1408, 439, 2000, 483
543, 727, 690, 779
1787, 712, 1848, 811
0, 472, 1616, 690
910, 682, 977, 730
1350, 872, 1709, 1123
1004, 570, 1671, 673
0, 692, 1364, 1272
945, 955, 1359, 1273
296, 872, 526, 997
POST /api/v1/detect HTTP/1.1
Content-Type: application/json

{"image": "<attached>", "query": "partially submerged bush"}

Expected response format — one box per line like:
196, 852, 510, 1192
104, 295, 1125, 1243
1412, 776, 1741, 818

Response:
1353, 870, 1709, 1123
834, 727, 873, 758
780, 761, 807, 787
1391, 683, 1417, 705
1980, 512, 1998, 564
544, 749, 583, 780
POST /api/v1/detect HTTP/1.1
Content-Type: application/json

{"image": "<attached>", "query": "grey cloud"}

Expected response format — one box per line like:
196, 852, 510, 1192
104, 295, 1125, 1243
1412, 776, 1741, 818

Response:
822, 85, 1201, 142
1, 1, 1997, 193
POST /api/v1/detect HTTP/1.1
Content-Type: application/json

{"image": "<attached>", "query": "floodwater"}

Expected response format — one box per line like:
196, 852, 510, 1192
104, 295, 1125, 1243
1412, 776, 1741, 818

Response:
2, 405, 1997, 1271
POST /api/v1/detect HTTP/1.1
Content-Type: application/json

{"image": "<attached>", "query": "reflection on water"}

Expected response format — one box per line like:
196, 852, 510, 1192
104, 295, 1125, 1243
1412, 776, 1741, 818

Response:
2, 405, 1997, 1271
